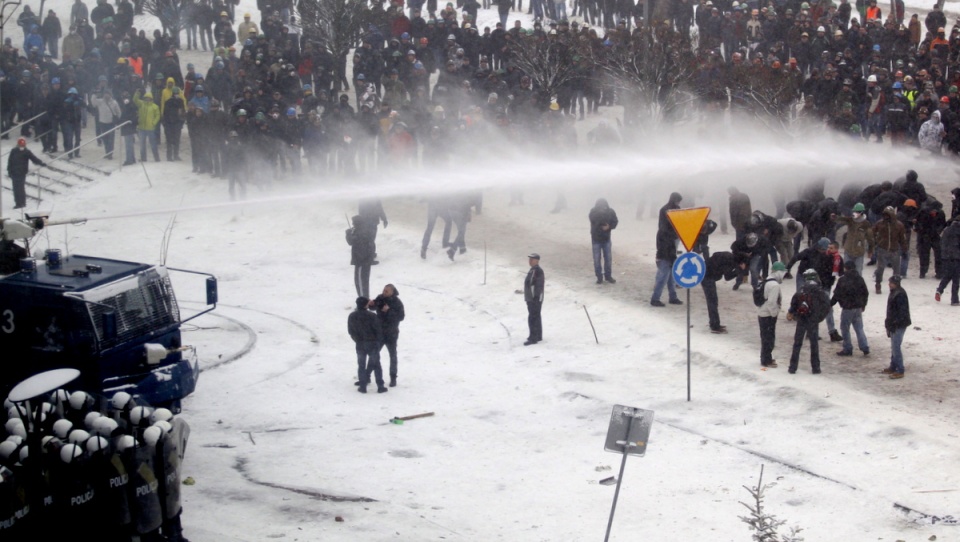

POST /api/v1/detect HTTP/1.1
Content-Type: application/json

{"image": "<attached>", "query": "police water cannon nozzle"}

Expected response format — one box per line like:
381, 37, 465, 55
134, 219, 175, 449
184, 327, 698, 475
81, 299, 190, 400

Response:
144, 343, 195, 366
1, 212, 88, 241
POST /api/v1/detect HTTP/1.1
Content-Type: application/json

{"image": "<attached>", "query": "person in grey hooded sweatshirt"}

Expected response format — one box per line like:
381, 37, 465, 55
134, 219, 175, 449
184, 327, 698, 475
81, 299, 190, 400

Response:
589, 198, 619, 284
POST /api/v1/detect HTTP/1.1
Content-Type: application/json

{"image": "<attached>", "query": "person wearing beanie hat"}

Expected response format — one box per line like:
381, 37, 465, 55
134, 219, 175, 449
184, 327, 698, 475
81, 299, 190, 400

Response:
833, 202, 875, 273
348, 296, 387, 393
785, 268, 830, 374
832, 259, 871, 356
372, 284, 405, 387
758, 260, 787, 367
785, 236, 832, 296
872, 206, 906, 293
6, 137, 45, 208
523, 253, 544, 345
883, 275, 910, 379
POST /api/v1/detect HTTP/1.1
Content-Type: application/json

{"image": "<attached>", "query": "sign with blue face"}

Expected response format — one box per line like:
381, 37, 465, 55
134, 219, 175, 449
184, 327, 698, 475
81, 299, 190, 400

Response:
672, 252, 706, 289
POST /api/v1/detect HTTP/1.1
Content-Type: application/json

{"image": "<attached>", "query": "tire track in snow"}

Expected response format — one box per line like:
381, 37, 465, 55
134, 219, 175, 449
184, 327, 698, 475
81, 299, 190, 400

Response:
182, 302, 320, 385
232, 456, 377, 503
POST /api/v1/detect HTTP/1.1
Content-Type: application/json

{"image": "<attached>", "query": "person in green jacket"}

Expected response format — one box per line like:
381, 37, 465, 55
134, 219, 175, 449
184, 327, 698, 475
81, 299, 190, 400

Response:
133, 88, 160, 161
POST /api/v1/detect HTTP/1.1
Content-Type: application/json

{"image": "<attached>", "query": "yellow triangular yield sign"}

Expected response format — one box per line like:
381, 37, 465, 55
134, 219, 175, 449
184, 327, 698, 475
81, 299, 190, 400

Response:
666, 207, 711, 252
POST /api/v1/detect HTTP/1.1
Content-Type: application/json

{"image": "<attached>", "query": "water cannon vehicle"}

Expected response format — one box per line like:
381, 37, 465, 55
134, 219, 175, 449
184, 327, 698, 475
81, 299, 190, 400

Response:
0, 214, 217, 411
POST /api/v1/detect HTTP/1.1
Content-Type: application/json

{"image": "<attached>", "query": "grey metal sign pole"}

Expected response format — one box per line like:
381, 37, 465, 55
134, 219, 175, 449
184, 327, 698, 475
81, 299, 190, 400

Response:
604, 425, 633, 542
687, 287, 691, 401
671, 251, 705, 402
602, 406, 654, 542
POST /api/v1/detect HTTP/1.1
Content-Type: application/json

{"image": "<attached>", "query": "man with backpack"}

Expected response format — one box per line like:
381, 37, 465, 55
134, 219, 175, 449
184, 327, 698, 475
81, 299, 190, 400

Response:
757, 261, 786, 368
786, 269, 831, 374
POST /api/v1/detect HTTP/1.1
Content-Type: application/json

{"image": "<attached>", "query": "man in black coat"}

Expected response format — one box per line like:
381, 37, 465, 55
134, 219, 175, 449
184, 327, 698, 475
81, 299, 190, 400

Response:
786, 269, 830, 374
346, 215, 377, 298
523, 253, 544, 345
372, 284, 405, 387
899, 169, 927, 205
348, 296, 386, 393
883, 275, 910, 379
787, 237, 831, 290
869, 181, 905, 221
701, 251, 745, 333
916, 198, 946, 279
731, 231, 772, 290
358, 197, 388, 263
6, 137, 45, 208
589, 198, 619, 284
658, 191, 682, 235
832, 261, 870, 356
936, 220, 960, 305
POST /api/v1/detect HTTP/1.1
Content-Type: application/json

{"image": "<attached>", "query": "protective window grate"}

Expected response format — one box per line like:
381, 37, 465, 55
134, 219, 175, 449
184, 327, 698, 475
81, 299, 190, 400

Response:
88, 275, 180, 349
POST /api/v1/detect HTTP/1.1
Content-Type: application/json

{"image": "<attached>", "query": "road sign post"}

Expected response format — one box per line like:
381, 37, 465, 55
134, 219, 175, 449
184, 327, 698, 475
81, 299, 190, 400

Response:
666, 208, 711, 402
602, 405, 654, 542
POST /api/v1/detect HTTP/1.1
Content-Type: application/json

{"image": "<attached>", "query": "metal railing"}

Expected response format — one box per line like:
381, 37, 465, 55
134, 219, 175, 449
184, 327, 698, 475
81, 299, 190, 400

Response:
32, 121, 132, 202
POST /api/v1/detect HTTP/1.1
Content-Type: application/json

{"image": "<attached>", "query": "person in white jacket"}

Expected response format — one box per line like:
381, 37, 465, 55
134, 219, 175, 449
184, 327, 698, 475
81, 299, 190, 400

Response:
918, 109, 945, 154
758, 261, 786, 368
89, 88, 121, 159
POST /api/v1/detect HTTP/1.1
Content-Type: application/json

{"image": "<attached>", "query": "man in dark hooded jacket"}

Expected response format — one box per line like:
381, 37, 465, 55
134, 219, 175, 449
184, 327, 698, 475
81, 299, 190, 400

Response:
899, 169, 927, 205
346, 214, 377, 298
348, 296, 386, 393
883, 275, 910, 379
916, 198, 946, 278
589, 198, 619, 284
658, 191, 683, 234
832, 260, 870, 356
786, 269, 830, 374
372, 283, 404, 387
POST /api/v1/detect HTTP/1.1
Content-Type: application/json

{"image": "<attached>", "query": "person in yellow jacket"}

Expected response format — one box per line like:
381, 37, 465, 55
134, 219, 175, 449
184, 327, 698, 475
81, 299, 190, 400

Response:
133, 88, 161, 161
160, 77, 184, 116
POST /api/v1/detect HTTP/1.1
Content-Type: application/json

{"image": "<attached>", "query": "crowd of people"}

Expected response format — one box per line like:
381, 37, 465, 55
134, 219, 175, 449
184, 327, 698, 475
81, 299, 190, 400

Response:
3, 0, 960, 205
1, 0, 958, 374
647, 170, 957, 379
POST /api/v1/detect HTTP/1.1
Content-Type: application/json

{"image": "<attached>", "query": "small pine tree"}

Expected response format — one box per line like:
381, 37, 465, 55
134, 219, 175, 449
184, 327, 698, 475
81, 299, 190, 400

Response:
739, 465, 804, 542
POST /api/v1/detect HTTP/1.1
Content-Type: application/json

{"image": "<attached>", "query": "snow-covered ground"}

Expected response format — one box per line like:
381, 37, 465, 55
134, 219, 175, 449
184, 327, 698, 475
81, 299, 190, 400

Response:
4, 0, 960, 540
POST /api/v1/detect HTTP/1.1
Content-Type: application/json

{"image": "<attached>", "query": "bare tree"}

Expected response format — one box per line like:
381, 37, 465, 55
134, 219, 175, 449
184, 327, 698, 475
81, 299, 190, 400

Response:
728, 66, 803, 137
506, 32, 583, 100
298, 0, 375, 91
594, 26, 702, 130
143, 0, 192, 40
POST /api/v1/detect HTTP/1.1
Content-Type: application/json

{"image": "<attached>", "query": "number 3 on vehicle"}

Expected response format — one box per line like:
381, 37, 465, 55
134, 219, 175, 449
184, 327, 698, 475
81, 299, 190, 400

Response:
1, 309, 13, 333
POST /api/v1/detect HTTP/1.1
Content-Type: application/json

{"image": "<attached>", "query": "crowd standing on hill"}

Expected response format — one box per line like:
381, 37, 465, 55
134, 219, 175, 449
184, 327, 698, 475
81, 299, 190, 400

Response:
6, 0, 960, 203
